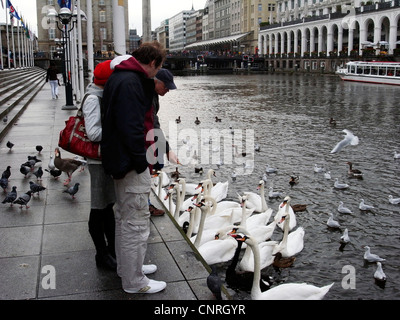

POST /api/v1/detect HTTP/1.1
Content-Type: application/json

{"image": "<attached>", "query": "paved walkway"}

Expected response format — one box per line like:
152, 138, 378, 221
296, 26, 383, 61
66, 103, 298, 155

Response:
0, 82, 229, 301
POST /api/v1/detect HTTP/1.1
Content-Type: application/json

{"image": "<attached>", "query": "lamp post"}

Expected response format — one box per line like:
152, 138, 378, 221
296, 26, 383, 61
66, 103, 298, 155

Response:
48, 7, 77, 110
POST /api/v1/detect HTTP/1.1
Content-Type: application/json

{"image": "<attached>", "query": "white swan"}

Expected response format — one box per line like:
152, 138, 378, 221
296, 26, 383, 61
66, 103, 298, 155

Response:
201, 174, 229, 203
232, 234, 333, 300
198, 236, 238, 265
273, 210, 304, 257
244, 180, 269, 212
274, 196, 296, 231
338, 201, 352, 214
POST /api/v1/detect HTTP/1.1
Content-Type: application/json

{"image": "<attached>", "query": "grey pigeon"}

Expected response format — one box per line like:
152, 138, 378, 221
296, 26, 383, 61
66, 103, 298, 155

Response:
29, 181, 46, 196
63, 182, 80, 199
2, 186, 17, 206
2, 166, 11, 180
33, 167, 44, 181
0, 177, 8, 192
45, 168, 62, 179
13, 191, 32, 209
36, 145, 43, 154
6, 141, 14, 151
3, 115, 8, 123
20, 165, 31, 178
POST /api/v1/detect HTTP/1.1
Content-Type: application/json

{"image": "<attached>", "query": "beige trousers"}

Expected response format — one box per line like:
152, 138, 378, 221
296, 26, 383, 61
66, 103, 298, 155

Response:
113, 168, 151, 291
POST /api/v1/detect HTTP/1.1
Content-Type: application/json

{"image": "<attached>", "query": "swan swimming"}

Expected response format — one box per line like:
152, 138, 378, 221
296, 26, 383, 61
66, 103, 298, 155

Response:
244, 180, 269, 212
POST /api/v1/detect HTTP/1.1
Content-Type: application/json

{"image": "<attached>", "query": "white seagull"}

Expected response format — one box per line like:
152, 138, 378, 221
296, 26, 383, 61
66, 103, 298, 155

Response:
314, 164, 325, 173
363, 246, 385, 262
374, 262, 387, 282
330, 129, 359, 154
340, 228, 351, 244
327, 213, 341, 229
324, 171, 331, 179
338, 201, 352, 214
334, 178, 349, 189
388, 195, 400, 205
394, 151, 400, 159
359, 199, 374, 211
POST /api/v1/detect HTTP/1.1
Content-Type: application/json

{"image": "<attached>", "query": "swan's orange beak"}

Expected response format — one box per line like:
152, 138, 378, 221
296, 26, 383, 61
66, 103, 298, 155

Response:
280, 201, 288, 208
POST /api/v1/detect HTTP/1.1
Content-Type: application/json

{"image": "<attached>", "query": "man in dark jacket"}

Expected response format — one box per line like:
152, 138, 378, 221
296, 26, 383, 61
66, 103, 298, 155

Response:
101, 41, 167, 294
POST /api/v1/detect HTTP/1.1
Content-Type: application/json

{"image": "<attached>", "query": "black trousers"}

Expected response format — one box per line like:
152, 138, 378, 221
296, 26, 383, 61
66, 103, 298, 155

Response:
88, 203, 115, 256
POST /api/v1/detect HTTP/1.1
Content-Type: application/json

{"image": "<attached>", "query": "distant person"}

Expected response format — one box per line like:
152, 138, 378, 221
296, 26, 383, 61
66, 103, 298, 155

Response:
46, 61, 60, 100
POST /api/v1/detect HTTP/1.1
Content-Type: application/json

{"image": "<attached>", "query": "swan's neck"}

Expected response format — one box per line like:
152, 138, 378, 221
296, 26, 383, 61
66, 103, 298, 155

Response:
280, 213, 290, 248
157, 174, 163, 197
194, 207, 208, 248
249, 241, 262, 298
240, 200, 247, 228
173, 187, 181, 219
187, 195, 201, 237
259, 184, 268, 211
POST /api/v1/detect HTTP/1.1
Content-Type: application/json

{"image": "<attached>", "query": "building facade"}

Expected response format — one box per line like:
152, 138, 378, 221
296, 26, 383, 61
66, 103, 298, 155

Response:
168, 9, 196, 51
36, 0, 129, 59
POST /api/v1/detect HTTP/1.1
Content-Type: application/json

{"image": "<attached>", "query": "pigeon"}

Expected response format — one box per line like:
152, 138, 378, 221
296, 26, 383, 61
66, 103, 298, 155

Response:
359, 199, 374, 211
0, 177, 8, 192
45, 168, 62, 179
33, 167, 44, 181
13, 190, 32, 209
3, 115, 8, 123
2, 166, 11, 180
6, 141, 14, 151
29, 181, 46, 196
327, 213, 341, 229
331, 129, 359, 154
207, 265, 222, 300
2, 186, 17, 206
19, 165, 31, 178
63, 182, 80, 199
363, 246, 385, 262
54, 148, 82, 185
36, 145, 43, 154
23, 156, 41, 171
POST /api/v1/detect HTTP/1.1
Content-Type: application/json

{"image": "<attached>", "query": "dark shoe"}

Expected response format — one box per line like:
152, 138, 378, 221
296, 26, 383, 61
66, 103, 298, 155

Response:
95, 252, 117, 271
149, 204, 165, 216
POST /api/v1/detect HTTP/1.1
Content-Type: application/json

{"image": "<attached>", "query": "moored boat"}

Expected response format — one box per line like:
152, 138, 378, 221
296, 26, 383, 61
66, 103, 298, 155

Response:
336, 61, 400, 86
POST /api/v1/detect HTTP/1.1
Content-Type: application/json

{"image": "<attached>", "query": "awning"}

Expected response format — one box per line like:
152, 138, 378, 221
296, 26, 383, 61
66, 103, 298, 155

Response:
185, 32, 251, 49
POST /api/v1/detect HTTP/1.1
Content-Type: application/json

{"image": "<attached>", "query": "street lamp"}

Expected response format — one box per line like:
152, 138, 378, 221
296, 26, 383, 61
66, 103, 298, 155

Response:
48, 7, 76, 110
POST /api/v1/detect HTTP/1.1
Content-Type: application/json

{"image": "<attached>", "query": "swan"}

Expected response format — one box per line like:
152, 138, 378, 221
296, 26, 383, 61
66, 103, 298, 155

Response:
334, 178, 349, 189
200, 177, 229, 203
338, 201, 352, 214
327, 213, 341, 229
274, 196, 296, 231
151, 171, 168, 200
163, 187, 176, 218
226, 235, 271, 292
244, 180, 269, 212
389, 195, 400, 205
359, 199, 374, 211
363, 246, 386, 262
273, 210, 304, 257
231, 234, 334, 300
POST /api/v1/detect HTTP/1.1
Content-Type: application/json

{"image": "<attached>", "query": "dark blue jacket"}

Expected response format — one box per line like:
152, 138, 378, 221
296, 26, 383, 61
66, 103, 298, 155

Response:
101, 56, 155, 179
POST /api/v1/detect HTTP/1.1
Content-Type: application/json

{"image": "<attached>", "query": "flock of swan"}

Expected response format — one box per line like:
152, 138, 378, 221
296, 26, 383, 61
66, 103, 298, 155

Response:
151, 168, 335, 300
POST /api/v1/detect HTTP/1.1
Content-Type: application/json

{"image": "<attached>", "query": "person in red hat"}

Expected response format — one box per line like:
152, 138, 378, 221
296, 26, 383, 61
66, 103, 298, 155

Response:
81, 60, 117, 271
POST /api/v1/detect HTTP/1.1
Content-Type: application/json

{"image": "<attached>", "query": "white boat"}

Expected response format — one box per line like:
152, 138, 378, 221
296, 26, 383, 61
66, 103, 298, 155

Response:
336, 61, 400, 86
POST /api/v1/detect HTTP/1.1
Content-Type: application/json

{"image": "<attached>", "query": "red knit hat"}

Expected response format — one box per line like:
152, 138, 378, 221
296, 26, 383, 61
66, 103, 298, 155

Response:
94, 60, 113, 86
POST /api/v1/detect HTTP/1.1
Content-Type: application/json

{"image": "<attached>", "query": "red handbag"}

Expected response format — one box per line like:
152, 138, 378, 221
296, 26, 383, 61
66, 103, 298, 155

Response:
58, 95, 101, 160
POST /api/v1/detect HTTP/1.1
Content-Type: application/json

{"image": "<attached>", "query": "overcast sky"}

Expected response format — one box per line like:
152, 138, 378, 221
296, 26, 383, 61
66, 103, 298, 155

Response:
0, 0, 206, 36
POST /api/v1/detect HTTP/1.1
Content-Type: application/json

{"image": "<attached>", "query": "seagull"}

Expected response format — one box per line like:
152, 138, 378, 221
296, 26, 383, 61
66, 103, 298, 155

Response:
338, 201, 352, 214
13, 191, 33, 209
254, 143, 261, 152
331, 129, 359, 154
2, 186, 17, 206
29, 181, 46, 196
268, 186, 282, 198
6, 141, 14, 151
314, 164, 325, 173
324, 171, 331, 179
394, 151, 400, 159
48, 155, 56, 170
334, 178, 349, 189
388, 195, 400, 205
327, 213, 341, 229
265, 164, 277, 174
340, 228, 351, 244
63, 182, 80, 199
363, 246, 385, 262
374, 262, 386, 282
359, 199, 374, 211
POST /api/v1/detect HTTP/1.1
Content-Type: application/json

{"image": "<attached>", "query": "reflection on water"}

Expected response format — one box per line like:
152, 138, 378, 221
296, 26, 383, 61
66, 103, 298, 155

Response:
157, 73, 400, 300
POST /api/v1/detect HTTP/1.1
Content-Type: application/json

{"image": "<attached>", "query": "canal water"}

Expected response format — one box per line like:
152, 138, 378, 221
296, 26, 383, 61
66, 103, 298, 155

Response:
156, 72, 400, 300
